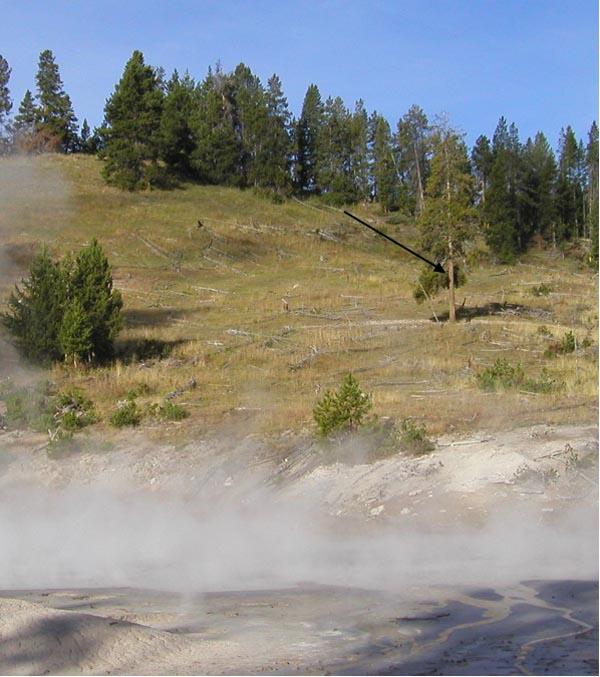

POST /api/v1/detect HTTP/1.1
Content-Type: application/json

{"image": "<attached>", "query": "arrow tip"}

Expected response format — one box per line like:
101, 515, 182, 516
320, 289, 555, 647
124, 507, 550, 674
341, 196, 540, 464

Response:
433, 262, 445, 274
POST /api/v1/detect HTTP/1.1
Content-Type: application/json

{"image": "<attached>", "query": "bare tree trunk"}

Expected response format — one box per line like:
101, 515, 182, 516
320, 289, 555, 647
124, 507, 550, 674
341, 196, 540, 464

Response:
414, 142, 424, 214
447, 255, 456, 322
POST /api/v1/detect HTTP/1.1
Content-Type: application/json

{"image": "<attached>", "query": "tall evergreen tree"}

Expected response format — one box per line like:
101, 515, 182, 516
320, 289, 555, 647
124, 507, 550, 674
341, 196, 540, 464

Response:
0, 54, 12, 153
369, 112, 398, 211
317, 95, 356, 202
230, 63, 269, 186
1, 248, 66, 363
350, 100, 370, 202
102, 50, 164, 190
586, 121, 599, 265
35, 49, 78, 151
395, 105, 430, 215
485, 117, 525, 261
295, 84, 323, 193
520, 132, 557, 245
190, 66, 242, 185
556, 126, 585, 240
257, 73, 292, 190
69, 239, 123, 360
59, 297, 94, 365
12, 89, 38, 149
471, 135, 493, 206
418, 119, 475, 322
159, 70, 196, 176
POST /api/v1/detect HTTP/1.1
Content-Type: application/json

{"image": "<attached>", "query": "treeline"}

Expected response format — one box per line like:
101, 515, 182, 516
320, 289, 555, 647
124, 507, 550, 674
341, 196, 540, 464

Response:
0, 50, 597, 263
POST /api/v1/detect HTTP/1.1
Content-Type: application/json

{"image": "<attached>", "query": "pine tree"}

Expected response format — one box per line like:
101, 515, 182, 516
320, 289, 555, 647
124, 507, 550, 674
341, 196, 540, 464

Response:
59, 297, 93, 365
295, 84, 323, 193
102, 50, 164, 190
1, 248, 66, 363
317, 95, 356, 203
586, 121, 598, 265
35, 49, 78, 151
485, 117, 524, 261
0, 54, 12, 153
471, 135, 493, 206
556, 126, 585, 240
395, 105, 430, 215
369, 112, 398, 211
159, 70, 196, 176
190, 67, 241, 185
69, 239, 123, 360
256, 73, 291, 190
350, 100, 370, 202
12, 90, 39, 150
418, 118, 475, 322
520, 132, 557, 245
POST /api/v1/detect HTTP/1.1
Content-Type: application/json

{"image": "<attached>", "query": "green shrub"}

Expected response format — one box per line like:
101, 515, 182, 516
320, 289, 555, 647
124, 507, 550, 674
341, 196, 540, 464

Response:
158, 401, 189, 421
313, 373, 372, 437
1, 380, 56, 431
476, 358, 524, 391
531, 283, 552, 296
398, 418, 435, 455
55, 388, 97, 430
545, 330, 577, 357
110, 399, 142, 427
522, 368, 557, 393
1, 240, 122, 365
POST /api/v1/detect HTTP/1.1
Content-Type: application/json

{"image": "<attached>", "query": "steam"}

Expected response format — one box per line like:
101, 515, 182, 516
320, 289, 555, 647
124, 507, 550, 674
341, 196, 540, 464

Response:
0, 478, 596, 593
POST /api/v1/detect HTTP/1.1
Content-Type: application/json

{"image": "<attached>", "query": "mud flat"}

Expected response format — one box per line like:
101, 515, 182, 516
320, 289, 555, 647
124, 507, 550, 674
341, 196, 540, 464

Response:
0, 423, 597, 674
0, 579, 597, 675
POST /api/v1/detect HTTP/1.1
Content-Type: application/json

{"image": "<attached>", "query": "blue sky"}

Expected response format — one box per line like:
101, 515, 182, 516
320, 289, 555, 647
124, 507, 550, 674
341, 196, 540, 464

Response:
1, 0, 597, 148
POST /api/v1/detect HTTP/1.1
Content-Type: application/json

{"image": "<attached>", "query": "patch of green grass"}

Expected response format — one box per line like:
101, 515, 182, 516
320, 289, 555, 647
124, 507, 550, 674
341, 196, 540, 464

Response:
109, 398, 142, 427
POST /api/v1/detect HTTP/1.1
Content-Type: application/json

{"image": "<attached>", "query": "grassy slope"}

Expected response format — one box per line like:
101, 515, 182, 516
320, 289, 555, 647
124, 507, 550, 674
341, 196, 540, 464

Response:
0, 154, 597, 439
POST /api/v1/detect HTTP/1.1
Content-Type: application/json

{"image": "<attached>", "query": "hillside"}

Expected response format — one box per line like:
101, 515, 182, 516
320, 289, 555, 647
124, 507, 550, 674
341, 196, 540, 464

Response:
0, 154, 597, 440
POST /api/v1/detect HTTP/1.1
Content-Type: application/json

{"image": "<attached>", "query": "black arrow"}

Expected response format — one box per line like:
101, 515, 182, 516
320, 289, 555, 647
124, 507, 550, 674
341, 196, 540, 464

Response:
343, 211, 445, 274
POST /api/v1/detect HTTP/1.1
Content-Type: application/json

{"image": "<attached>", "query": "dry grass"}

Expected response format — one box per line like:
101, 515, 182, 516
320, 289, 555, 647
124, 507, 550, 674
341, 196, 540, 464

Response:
1, 154, 597, 439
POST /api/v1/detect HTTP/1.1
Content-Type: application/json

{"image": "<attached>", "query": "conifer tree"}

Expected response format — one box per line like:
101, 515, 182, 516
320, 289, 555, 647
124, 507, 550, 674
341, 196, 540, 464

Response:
586, 121, 598, 265
395, 105, 430, 215
190, 66, 241, 185
350, 100, 370, 202
0, 54, 12, 153
35, 49, 78, 151
69, 239, 123, 360
369, 113, 398, 211
102, 50, 164, 190
520, 132, 557, 245
471, 135, 493, 206
317, 96, 356, 202
12, 90, 38, 149
485, 117, 524, 260
257, 73, 292, 190
295, 84, 323, 193
417, 119, 475, 322
59, 297, 94, 365
556, 126, 585, 240
159, 70, 196, 176
1, 248, 66, 363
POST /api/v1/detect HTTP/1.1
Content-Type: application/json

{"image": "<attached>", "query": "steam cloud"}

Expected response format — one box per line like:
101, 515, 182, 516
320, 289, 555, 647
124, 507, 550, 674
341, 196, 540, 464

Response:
0, 479, 596, 593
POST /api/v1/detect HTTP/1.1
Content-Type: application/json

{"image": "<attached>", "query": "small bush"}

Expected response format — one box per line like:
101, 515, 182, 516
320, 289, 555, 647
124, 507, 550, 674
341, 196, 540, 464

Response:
126, 383, 151, 399
476, 358, 524, 391
55, 388, 97, 429
313, 373, 372, 437
537, 325, 553, 337
545, 330, 577, 357
159, 401, 189, 421
1, 380, 56, 432
398, 418, 435, 455
522, 368, 557, 394
110, 399, 142, 427
531, 283, 552, 296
